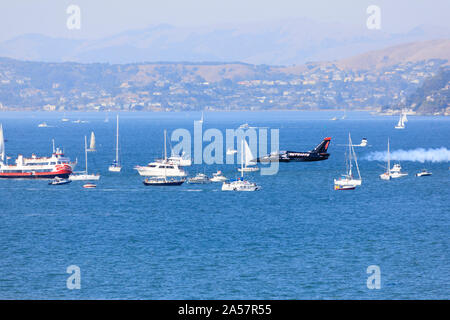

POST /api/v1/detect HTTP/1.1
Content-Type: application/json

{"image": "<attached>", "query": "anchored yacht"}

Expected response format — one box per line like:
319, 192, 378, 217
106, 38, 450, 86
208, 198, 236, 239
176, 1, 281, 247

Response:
135, 130, 187, 177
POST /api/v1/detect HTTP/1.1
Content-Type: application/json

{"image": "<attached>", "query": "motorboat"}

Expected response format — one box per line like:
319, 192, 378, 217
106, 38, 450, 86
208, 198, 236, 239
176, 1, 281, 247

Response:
210, 170, 228, 182
390, 163, 408, 178
188, 173, 210, 184
143, 177, 185, 186
136, 161, 187, 177
48, 177, 71, 185
38, 122, 49, 128
416, 169, 432, 177
222, 177, 260, 191
135, 130, 187, 177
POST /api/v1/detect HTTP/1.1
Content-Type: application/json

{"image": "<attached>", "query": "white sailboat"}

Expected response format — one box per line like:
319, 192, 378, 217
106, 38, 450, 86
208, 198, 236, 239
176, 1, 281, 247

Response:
395, 111, 407, 129
222, 139, 260, 191
238, 139, 259, 172
86, 131, 96, 152
380, 139, 392, 180
69, 136, 100, 181
108, 115, 122, 172
334, 133, 362, 190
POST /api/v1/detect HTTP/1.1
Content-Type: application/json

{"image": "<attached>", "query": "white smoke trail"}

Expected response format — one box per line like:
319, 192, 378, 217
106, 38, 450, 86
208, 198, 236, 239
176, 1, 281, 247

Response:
364, 147, 450, 163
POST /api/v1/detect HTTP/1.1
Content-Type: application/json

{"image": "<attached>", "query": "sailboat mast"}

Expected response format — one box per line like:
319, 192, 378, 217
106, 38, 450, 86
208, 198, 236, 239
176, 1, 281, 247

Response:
164, 129, 167, 161
350, 134, 361, 180
116, 115, 119, 163
348, 133, 352, 176
387, 138, 390, 176
0, 124, 4, 162
84, 135, 88, 174
241, 139, 244, 178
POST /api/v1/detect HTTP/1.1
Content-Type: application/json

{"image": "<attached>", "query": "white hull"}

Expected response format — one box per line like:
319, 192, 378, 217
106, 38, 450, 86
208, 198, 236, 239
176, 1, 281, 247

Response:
380, 173, 391, 180
210, 176, 228, 182
390, 172, 408, 178
135, 165, 186, 177
108, 165, 122, 172
238, 167, 259, 172
69, 173, 100, 181
222, 180, 259, 191
334, 178, 361, 187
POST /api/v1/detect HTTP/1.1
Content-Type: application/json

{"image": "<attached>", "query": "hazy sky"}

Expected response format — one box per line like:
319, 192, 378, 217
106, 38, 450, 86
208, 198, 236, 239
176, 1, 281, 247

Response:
0, 0, 449, 41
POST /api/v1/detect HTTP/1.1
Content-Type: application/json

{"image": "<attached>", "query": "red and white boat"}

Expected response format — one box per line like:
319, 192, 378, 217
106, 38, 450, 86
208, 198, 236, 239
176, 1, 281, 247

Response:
0, 125, 75, 179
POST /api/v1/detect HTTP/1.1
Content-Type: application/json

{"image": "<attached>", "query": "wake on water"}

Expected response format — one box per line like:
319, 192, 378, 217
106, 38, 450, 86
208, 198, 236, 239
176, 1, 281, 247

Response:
364, 147, 450, 163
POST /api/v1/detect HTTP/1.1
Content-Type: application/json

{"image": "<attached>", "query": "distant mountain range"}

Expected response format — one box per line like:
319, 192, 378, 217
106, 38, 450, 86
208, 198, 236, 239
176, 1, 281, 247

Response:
0, 20, 449, 65
0, 39, 448, 114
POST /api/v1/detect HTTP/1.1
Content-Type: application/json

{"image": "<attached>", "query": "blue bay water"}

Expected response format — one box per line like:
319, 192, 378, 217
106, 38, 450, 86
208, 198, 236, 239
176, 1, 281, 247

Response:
0, 111, 448, 299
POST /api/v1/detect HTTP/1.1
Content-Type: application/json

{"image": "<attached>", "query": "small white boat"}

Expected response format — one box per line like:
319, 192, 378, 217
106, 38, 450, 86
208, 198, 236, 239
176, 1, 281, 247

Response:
83, 183, 97, 188
416, 169, 432, 177
143, 176, 185, 186
108, 115, 122, 172
330, 117, 338, 121
69, 135, 101, 181
358, 138, 368, 147
61, 118, 70, 122
226, 148, 237, 155
239, 123, 249, 129
187, 173, 210, 184
38, 122, 49, 128
390, 163, 408, 178
48, 177, 71, 185
72, 119, 81, 123
210, 170, 228, 182
222, 178, 260, 191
